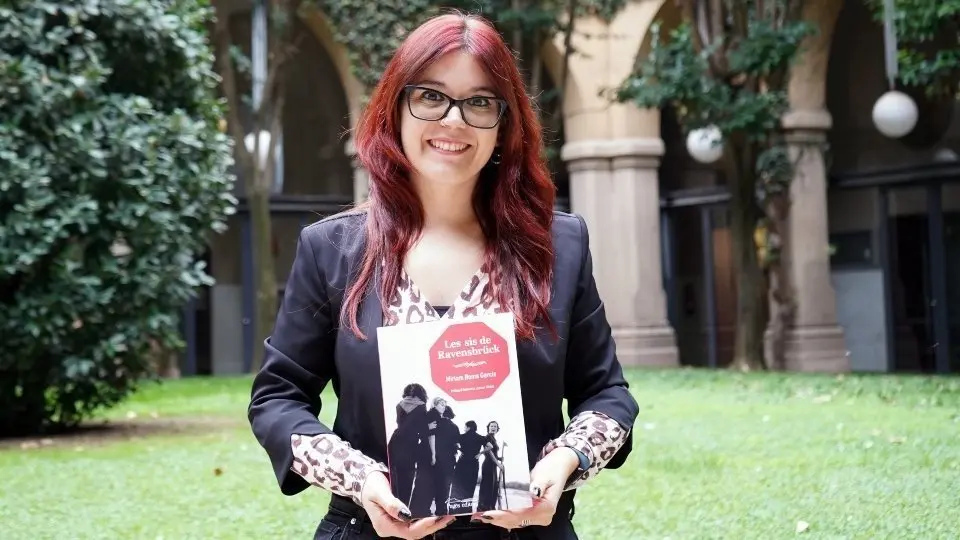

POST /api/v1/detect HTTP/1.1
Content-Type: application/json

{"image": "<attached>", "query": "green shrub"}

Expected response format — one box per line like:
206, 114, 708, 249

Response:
0, 0, 236, 436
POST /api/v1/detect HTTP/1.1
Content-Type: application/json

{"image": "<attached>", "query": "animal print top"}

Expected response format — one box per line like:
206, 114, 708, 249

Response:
290, 264, 631, 507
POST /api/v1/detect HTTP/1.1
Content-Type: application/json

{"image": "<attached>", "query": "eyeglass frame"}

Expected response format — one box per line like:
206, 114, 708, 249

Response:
402, 84, 508, 129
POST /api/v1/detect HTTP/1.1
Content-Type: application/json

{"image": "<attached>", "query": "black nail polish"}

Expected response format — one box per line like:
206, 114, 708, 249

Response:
533, 487, 542, 498
398, 509, 412, 522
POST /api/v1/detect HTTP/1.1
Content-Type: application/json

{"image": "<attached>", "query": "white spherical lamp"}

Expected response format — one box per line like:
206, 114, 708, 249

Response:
872, 90, 918, 138
686, 125, 723, 164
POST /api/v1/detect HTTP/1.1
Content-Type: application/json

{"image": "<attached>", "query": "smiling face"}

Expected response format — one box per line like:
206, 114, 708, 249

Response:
399, 51, 503, 189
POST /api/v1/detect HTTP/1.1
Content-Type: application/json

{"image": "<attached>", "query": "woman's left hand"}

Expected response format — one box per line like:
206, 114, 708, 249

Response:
472, 447, 580, 530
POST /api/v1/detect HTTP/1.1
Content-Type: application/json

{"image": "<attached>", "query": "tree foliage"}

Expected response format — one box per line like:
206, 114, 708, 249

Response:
612, 1, 815, 370
0, 0, 235, 436
614, 6, 814, 194
865, 0, 960, 96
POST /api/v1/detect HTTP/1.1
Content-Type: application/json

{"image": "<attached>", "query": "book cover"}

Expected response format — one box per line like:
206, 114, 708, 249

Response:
376, 311, 534, 519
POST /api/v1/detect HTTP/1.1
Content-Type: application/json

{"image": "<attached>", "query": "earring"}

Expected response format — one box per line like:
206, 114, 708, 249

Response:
490, 149, 502, 165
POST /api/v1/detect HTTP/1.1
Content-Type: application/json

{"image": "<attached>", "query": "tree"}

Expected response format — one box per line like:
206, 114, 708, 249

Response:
867, 0, 960, 97
211, 0, 304, 372
611, 1, 816, 371
0, 0, 235, 436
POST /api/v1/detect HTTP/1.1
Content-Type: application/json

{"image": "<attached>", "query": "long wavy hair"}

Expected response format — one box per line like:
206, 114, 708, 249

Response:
343, 11, 556, 341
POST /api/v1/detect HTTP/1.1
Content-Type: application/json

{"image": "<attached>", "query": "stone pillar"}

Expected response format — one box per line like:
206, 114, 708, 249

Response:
766, 0, 850, 372
562, 138, 679, 367
775, 110, 850, 372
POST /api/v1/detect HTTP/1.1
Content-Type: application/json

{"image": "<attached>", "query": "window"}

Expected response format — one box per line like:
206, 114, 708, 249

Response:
829, 231, 874, 267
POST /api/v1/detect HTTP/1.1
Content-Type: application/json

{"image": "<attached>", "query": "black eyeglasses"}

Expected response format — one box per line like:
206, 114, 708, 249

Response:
403, 85, 508, 129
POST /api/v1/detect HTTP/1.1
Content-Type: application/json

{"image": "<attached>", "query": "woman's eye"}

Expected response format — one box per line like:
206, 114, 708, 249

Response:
468, 97, 492, 108
421, 90, 444, 101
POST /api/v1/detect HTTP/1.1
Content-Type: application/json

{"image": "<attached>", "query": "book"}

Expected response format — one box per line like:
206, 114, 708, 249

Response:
376, 311, 534, 519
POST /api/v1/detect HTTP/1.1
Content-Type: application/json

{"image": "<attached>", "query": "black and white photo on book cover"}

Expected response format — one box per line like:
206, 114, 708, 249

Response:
376, 311, 534, 519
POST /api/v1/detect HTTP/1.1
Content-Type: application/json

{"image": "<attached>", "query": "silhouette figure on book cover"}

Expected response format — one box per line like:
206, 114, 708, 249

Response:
387, 383, 515, 517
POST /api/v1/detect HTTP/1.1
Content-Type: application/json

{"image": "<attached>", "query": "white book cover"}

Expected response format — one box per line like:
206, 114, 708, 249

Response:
376, 312, 534, 519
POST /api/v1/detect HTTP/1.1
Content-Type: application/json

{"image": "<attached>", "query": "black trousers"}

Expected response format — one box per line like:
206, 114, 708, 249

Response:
313, 495, 580, 540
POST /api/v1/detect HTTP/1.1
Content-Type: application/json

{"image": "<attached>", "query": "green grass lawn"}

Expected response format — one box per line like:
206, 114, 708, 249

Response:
2, 369, 959, 539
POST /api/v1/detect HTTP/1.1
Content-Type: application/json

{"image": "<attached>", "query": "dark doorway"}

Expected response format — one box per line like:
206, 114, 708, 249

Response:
887, 213, 936, 373
881, 183, 953, 375
945, 213, 960, 373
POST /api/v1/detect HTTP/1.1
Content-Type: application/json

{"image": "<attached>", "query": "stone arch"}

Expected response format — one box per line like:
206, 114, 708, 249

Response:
634, 0, 681, 66
632, 0, 682, 145
277, 14, 353, 197
552, 0, 668, 143
631, 0, 704, 192
299, 6, 365, 130
606, 0, 671, 140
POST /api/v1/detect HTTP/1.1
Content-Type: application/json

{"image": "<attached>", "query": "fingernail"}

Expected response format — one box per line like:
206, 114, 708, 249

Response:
532, 486, 542, 498
398, 509, 412, 521
480, 514, 493, 521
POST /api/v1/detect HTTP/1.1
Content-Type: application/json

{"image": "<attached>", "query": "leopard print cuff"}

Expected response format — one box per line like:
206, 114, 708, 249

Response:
538, 411, 630, 491
290, 433, 389, 506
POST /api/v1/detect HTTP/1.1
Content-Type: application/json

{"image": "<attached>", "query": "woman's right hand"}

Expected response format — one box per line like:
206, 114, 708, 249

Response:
360, 471, 455, 539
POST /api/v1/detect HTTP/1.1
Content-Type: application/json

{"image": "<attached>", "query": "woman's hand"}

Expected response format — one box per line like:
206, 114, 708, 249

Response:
472, 447, 580, 530
360, 471, 455, 539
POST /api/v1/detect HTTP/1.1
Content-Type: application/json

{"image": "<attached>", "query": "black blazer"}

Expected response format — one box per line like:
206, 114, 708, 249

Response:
248, 209, 640, 526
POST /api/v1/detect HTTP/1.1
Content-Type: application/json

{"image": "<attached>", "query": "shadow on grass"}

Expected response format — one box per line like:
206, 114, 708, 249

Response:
0, 415, 244, 452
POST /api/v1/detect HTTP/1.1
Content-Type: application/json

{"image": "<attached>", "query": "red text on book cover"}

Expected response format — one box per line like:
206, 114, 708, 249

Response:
430, 322, 509, 401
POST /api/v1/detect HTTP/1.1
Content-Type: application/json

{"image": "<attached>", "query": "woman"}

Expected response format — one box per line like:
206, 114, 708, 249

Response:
450, 420, 487, 511
388, 383, 431, 508
251, 11, 639, 540
431, 402, 461, 515
476, 421, 505, 513
408, 397, 446, 516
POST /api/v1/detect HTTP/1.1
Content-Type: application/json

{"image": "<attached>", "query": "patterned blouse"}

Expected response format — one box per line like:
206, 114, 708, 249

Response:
290, 265, 631, 507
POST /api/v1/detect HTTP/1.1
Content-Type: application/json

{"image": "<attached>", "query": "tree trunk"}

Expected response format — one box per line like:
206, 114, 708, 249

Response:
148, 338, 181, 379
511, 0, 523, 66
3, 371, 50, 437
211, 0, 292, 374
248, 182, 277, 373
726, 143, 767, 371
764, 192, 794, 371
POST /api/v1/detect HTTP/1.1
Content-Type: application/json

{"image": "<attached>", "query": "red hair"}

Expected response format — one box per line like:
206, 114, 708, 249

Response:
343, 11, 556, 341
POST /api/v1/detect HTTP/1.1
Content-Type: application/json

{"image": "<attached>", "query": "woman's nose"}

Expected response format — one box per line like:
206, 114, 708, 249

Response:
440, 104, 467, 127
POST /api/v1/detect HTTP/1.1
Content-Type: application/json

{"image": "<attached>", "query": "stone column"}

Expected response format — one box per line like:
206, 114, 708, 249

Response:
775, 110, 850, 372
766, 0, 850, 372
562, 138, 679, 367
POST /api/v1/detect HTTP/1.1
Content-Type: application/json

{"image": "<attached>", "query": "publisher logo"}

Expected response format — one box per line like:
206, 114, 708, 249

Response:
430, 322, 509, 401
